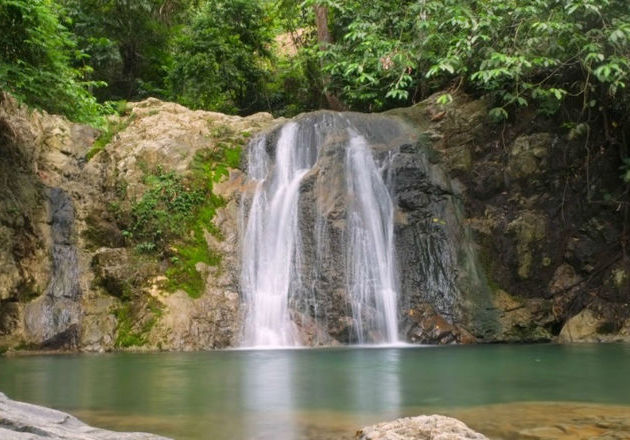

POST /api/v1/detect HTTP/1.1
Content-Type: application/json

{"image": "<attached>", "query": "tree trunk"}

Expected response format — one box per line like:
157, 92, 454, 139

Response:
313, 4, 345, 111
314, 4, 332, 47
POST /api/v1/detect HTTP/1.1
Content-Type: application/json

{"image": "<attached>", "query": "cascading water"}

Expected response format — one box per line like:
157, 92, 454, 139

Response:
240, 114, 402, 347
345, 130, 398, 344
241, 122, 317, 347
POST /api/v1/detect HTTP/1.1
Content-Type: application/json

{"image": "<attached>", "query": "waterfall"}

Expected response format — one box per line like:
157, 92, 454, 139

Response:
240, 114, 401, 347
345, 130, 398, 344
241, 122, 317, 347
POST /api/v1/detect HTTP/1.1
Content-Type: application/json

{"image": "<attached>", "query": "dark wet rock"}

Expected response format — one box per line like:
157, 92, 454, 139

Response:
406, 304, 476, 344
23, 188, 82, 348
0, 392, 171, 439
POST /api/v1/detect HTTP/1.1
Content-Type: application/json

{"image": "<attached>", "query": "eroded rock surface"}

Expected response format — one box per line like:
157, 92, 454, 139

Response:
0, 392, 170, 440
356, 415, 488, 440
0, 93, 277, 352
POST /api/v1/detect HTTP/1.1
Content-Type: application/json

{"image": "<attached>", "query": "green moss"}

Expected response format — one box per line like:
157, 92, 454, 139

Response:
86, 113, 136, 161
475, 245, 503, 294
162, 149, 232, 297
16, 280, 41, 302
108, 127, 245, 298
165, 228, 220, 299
114, 299, 162, 348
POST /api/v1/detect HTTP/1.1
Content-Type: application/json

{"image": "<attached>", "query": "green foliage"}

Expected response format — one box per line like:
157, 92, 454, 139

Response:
114, 300, 162, 348
127, 167, 206, 249
167, 0, 273, 114
163, 138, 245, 298
112, 127, 245, 298
306, 0, 630, 120
0, 0, 104, 123
60, 0, 191, 101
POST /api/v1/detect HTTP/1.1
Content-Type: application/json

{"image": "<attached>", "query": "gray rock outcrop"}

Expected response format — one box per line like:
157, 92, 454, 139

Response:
0, 392, 170, 440
356, 415, 488, 440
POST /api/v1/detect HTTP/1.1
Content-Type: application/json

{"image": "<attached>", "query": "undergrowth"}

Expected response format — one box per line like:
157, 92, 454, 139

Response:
114, 299, 162, 348
86, 103, 134, 160
111, 123, 249, 299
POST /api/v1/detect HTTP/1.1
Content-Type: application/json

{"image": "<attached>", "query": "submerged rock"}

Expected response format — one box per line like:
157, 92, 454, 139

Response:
0, 392, 171, 439
356, 415, 488, 440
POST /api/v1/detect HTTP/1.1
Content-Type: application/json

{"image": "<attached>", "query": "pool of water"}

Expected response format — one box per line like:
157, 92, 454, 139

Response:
1, 344, 629, 439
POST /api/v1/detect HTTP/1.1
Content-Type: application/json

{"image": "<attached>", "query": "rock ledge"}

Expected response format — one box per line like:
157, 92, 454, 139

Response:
0, 392, 171, 440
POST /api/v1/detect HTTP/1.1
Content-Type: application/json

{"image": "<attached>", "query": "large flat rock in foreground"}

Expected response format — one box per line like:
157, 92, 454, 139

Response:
356, 415, 488, 440
0, 392, 171, 440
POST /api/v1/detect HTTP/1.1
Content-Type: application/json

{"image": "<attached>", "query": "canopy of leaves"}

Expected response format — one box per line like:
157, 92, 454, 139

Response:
167, 0, 273, 114
0, 0, 103, 123
307, 0, 630, 122
60, 0, 191, 101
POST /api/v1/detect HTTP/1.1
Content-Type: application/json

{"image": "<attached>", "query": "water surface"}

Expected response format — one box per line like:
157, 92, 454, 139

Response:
1, 344, 629, 439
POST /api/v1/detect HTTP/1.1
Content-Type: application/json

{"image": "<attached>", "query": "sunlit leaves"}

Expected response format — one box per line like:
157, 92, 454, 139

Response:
309, 0, 630, 119
0, 0, 104, 123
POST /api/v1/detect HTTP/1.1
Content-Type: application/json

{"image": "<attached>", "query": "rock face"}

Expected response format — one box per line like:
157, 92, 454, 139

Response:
356, 415, 488, 440
0, 93, 277, 352
1, 88, 629, 351
239, 112, 496, 344
0, 392, 170, 439
389, 92, 630, 343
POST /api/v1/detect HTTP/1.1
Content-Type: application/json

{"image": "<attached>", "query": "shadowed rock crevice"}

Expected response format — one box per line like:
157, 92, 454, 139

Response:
23, 188, 81, 349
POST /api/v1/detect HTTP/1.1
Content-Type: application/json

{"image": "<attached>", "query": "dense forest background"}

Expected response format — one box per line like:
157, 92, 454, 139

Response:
1, 0, 630, 182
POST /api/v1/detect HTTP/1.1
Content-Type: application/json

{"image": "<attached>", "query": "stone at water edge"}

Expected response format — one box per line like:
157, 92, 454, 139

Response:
0, 392, 171, 440
356, 415, 488, 440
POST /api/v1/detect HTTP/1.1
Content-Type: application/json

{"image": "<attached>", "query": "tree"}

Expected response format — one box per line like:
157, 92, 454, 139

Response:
0, 0, 102, 123
167, 0, 273, 114
60, 0, 191, 100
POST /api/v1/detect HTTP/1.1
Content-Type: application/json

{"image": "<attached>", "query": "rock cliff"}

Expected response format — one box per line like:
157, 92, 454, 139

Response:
390, 93, 629, 343
0, 93, 277, 352
0, 91, 628, 352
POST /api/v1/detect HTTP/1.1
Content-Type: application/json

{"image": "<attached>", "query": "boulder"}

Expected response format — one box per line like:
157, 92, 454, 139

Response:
0, 392, 170, 440
507, 133, 552, 179
558, 309, 630, 343
356, 415, 488, 440
406, 304, 476, 344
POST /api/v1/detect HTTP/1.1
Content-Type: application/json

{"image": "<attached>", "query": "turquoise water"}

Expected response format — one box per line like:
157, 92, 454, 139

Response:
1, 344, 629, 439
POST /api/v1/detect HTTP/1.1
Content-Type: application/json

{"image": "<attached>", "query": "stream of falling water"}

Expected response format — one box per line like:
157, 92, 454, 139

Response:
240, 116, 399, 347
345, 129, 398, 344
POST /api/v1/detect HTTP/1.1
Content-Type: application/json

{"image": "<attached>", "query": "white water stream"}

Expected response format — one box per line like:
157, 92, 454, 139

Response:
240, 117, 399, 347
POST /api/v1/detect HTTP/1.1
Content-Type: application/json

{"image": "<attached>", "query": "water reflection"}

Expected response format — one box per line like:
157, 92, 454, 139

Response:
239, 348, 401, 439
241, 350, 297, 439
347, 349, 401, 416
